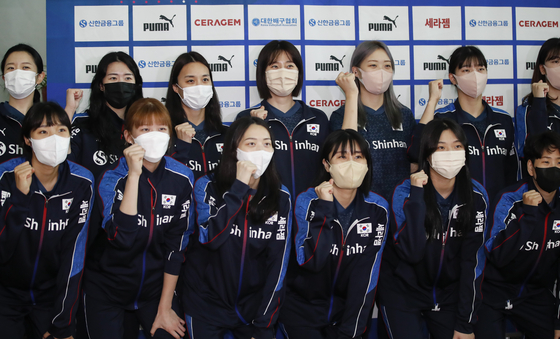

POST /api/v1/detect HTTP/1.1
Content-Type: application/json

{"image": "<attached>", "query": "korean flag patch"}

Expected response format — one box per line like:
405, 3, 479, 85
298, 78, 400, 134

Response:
553, 220, 560, 233
62, 198, 74, 213
216, 143, 224, 153
494, 129, 506, 140
357, 223, 372, 234
162, 194, 176, 209
307, 124, 320, 136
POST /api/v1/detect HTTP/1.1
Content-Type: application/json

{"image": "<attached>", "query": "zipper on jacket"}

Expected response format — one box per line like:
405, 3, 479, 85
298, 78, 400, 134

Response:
29, 197, 48, 305
235, 196, 251, 324
465, 122, 500, 188
134, 179, 157, 309
431, 208, 453, 311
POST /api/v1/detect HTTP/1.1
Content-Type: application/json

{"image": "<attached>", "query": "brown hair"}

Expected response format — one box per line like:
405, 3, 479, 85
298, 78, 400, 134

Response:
125, 98, 172, 133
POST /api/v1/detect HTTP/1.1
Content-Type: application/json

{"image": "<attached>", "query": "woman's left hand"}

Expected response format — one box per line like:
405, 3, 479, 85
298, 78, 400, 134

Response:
42, 331, 74, 339
452, 330, 474, 339
175, 121, 196, 143
150, 307, 186, 339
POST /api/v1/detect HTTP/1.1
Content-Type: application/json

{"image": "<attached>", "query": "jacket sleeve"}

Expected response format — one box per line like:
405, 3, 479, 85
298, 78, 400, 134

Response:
294, 191, 337, 272
252, 193, 292, 339
556, 260, 560, 330
505, 119, 521, 184
68, 124, 83, 163
329, 109, 343, 131
0, 174, 33, 264
525, 98, 549, 139
196, 178, 250, 250
391, 184, 427, 263
455, 188, 488, 334
163, 176, 194, 276
98, 172, 142, 249
485, 192, 536, 268
407, 123, 425, 164
49, 178, 95, 338
170, 137, 192, 165
338, 199, 389, 339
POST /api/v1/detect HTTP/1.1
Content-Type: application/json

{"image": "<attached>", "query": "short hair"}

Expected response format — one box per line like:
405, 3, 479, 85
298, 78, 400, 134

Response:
255, 40, 303, 100
125, 98, 173, 134
524, 131, 560, 165
448, 46, 487, 75
21, 102, 71, 157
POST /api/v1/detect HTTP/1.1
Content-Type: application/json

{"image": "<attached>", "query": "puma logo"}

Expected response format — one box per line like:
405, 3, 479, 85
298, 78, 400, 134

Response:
330, 55, 346, 68
160, 14, 176, 27
437, 55, 450, 64
218, 55, 234, 68
383, 15, 398, 28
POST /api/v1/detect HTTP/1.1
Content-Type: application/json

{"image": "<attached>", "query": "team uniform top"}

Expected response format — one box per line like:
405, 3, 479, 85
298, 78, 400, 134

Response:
0, 102, 25, 163
182, 176, 292, 339
84, 156, 194, 309
280, 188, 389, 339
378, 179, 489, 334
330, 104, 416, 201
70, 108, 125, 180
515, 97, 560, 158
0, 158, 95, 338
483, 178, 560, 328
171, 119, 228, 181
409, 100, 519, 202
236, 100, 329, 198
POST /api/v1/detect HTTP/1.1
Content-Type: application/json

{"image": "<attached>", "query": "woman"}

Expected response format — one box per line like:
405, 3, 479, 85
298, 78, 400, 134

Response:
0, 102, 94, 339
515, 37, 560, 159
333, 40, 416, 201
279, 129, 389, 339
377, 119, 488, 339
182, 116, 291, 339
236, 40, 329, 198
83, 98, 194, 339
69, 51, 143, 179
165, 51, 228, 180
0, 44, 46, 163
413, 45, 518, 202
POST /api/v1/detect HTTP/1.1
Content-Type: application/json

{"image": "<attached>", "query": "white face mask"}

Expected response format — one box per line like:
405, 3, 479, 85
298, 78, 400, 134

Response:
177, 84, 213, 110
4, 69, 38, 100
133, 131, 170, 163
30, 135, 70, 167
236, 148, 274, 179
429, 150, 466, 179
265, 68, 298, 97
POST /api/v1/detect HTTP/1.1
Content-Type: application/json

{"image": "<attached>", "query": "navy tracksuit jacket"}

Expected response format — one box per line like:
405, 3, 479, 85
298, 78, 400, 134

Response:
515, 97, 560, 158
236, 100, 330, 198
409, 100, 519, 202
482, 178, 560, 329
378, 180, 489, 334
280, 188, 389, 339
182, 176, 292, 339
84, 156, 194, 309
0, 158, 95, 338
0, 102, 25, 163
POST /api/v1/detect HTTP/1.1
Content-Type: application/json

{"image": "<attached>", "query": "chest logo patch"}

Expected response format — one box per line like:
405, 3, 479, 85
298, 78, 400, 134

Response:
162, 194, 176, 209
494, 129, 506, 140
553, 220, 560, 233
216, 143, 224, 153
62, 198, 74, 213
307, 124, 320, 136
357, 223, 372, 235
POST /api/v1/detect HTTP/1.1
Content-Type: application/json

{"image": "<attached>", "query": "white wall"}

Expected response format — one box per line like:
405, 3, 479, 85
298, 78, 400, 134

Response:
0, 0, 47, 102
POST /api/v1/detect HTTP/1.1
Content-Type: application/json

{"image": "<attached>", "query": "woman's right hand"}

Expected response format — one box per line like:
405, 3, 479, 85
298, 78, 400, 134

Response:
124, 144, 145, 178
236, 160, 257, 185
315, 179, 334, 202
411, 170, 428, 188
428, 79, 444, 104
532, 80, 549, 98
336, 72, 358, 96
14, 161, 34, 195
175, 121, 196, 143
250, 106, 268, 120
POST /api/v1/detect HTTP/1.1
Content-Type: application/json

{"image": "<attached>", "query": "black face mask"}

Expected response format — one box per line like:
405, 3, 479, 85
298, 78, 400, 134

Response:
535, 166, 560, 193
103, 82, 137, 109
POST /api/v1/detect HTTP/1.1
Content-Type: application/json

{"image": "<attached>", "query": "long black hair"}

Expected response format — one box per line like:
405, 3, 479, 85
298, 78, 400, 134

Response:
523, 38, 560, 110
78, 52, 143, 154
350, 41, 403, 130
417, 118, 474, 239
214, 116, 282, 223
1, 44, 44, 103
314, 129, 372, 197
165, 51, 225, 134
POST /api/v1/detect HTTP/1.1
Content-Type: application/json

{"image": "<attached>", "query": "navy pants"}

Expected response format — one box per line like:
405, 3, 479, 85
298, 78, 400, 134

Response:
0, 300, 54, 339
184, 314, 274, 339
378, 304, 456, 339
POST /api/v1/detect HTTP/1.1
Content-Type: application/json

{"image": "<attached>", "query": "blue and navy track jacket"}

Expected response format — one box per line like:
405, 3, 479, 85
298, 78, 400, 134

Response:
0, 158, 94, 338
515, 97, 560, 158
84, 156, 194, 309
330, 104, 416, 201
378, 179, 489, 334
408, 100, 519, 202
0, 102, 25, 163
70, 110, 125, 180
280, 188, 389, 339
171, 122, 228, 181
182, 176, 292, 339
236, 100, 330, 198
483, 178, 560, 328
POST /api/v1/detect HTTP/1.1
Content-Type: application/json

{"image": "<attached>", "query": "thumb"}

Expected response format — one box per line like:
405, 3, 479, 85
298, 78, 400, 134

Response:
328, 178, 334, 185
150, 324, 156, 337
538, 80, 543, 83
